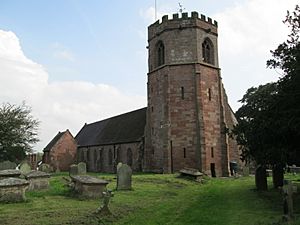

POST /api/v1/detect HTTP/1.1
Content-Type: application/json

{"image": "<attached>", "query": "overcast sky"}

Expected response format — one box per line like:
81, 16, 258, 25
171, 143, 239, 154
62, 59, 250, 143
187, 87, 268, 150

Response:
0, 0, 298, 152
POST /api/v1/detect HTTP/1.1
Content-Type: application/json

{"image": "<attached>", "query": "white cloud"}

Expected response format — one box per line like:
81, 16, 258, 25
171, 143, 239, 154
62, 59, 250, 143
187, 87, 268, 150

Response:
0, 30, 146, 152
53, 50, 75, 61
52, 42, 75, 61
214, 0, 299, 110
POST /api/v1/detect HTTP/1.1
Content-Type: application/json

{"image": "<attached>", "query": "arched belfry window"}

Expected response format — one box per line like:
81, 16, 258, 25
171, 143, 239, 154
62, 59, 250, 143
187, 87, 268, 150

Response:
202, 38, 214, 65
156, 41, 165, 67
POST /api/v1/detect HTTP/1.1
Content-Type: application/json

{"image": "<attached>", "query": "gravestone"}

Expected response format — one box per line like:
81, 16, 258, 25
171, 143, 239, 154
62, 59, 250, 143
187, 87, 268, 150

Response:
25, 171, 50, 191
70, 175, 109, 198
242, 166, 250, 177
69, 164, 79, 176
96, 190, 114, 215
179, 168, 203, 182
0, 169, 21, 180
117, 163, 132, 190
255, 165, 267, 190
0, 161, 17, 170
0, 178, 29, 202
39, 163, 52, 173
19, 162, 31, 175
77, 162, 87, 175
282, 180, 294, 222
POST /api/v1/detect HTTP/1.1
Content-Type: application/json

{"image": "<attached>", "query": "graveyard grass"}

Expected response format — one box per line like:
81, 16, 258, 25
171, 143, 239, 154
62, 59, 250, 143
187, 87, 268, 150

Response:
0, 174, 300, 225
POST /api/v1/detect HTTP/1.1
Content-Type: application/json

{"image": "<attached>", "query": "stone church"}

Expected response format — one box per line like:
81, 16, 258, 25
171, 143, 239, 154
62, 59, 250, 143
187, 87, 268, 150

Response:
76, 11, 240, 177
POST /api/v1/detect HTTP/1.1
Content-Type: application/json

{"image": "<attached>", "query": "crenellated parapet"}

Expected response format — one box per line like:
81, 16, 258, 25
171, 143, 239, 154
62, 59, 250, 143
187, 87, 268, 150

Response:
148, 11, 218, 41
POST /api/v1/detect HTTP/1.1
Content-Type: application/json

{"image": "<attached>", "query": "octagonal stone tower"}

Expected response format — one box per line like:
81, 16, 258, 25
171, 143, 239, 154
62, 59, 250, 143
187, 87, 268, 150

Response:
143, 12, 239, 176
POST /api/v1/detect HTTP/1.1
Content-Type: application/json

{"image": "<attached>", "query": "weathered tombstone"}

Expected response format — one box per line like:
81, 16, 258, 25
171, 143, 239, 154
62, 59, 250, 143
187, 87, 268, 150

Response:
0, 161, 17, 170
242, 166, 250, 177
0, 178, 29, 202
55, 161, 60, 173
117, 163, 132, 190
19, 161, 32, 175
69, 164, 79, 176
0, 169, 21, 180
282, 180, 294, 222
96, 190, 114, 215
179, 168, 203, 182
39, 163, 52, 173
70, 175, 109, 198
25, 171, 50, 191
77, 162, 87, 175
255, 165, 268, 190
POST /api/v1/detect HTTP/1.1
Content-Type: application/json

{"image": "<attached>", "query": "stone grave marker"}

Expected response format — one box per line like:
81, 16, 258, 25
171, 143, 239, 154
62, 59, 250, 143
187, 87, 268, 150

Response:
70, 175, 109, 198
117, 163, 132, 190
19, 161, 32, 175
96, 190, 114, 215
78, 162, 87, 175
69, 164, 79, 176
242, 166, 250, 177
25, 171, 51, 191
0, 161, 17, 170
0, 178, 29, 203
179, 168, 203, 182
282, 180, 294, 222
0, 169, 21, 180
39, 163, 52, 173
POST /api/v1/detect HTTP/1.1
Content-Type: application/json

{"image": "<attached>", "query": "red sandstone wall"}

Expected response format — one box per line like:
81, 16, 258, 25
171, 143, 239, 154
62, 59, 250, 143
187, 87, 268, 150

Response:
48, 131, 77, 171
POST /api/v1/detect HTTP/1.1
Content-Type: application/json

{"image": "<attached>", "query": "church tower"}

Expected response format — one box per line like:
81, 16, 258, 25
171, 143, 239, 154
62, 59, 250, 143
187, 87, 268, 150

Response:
143, 12, 239, 176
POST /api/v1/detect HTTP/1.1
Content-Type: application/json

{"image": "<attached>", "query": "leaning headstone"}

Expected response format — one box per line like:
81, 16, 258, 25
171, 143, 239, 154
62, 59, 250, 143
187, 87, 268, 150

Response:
96, 190, 114, 215
69, 164, 79, 176
39, 163, 52, 173
19, 162, 32, 175
0, 161, 17, 170
77, 162, 87, 175
117, 163, 132, 190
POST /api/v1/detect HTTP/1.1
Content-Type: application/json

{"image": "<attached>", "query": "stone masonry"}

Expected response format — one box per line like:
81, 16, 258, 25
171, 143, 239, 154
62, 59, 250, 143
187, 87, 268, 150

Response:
143, 12, 239, 176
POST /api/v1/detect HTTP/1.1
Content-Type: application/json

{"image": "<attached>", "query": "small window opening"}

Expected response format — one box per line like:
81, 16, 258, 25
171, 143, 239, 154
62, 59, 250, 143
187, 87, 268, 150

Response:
211, 147, 214, 158
181, 87, 185, 100
151, 106, 154, 112
183, 148, 186, 158
157, 41, 165, 67
108, 149, 113, 165
208, 88, 212, 101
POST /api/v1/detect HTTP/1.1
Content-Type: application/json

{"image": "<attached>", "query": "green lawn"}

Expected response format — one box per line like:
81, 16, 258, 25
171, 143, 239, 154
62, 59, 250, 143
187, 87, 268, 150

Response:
0, 173, 299, 225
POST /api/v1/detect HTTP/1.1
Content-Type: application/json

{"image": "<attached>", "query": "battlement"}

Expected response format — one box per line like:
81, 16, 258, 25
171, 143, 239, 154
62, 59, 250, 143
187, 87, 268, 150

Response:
150, 11, 218, 28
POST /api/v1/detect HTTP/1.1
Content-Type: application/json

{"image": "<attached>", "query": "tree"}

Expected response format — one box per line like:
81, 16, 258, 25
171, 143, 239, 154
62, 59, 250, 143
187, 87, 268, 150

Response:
267, 5, 300, 166
232, 5, 300, 190
0, 102, 39, 162
232, 83, 279, 190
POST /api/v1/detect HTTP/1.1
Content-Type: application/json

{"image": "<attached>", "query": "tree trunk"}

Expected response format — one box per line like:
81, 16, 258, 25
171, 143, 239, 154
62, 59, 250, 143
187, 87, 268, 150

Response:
272, 164, 284, 188
255, 165, 268, 190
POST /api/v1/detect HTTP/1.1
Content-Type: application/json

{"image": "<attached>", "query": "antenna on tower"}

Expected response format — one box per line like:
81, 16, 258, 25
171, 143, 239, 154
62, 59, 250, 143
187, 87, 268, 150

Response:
155, 0, 157, 21
178, 2, 185, 16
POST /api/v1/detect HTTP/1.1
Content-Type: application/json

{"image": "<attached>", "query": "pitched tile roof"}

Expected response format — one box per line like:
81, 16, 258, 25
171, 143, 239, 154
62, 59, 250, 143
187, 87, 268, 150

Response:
75, 107, 147, 147
43, 131, 66, 152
